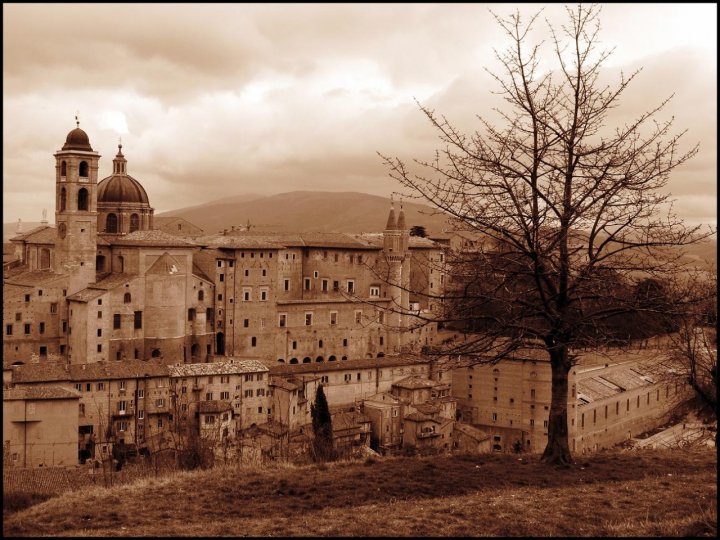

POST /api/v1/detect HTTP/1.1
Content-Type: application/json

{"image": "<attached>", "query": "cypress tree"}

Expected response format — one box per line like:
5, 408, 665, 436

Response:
310, 384, 335, 461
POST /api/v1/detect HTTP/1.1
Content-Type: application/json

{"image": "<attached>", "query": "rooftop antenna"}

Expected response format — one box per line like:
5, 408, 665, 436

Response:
75, 111, 80, 128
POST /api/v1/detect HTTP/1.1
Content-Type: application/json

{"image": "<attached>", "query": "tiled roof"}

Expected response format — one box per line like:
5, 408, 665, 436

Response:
67, 273, 138, 302
110, 230, 196, 247
10, 225, 56, 244
276, 297, 391, 306
454, 423, 490, 441
351, 233, 439, 249
414, 402, 442, 415
197, 400, 233, 414
4, 386, 80, 401
4, 270, 66, 287
392, 375, 436, 390
270, 354, 430, 376
192, 261, 214, 283
576, 365, 655, 404
404, 411, 438, 423
256, 420, 288, 436
12, 360, 171, 384
169, 359, 268, 378
269, 377, 300, 391
195, 232, 381, 251
332, 411, 371, 432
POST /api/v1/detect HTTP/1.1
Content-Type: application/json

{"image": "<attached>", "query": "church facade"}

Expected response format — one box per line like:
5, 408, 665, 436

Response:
4, 124, 443, 368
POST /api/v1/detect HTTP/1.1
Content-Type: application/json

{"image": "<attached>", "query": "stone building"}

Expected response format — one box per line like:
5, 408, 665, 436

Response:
3, 386, 80, 467
4, 123, 443, 367
451, 351, 691, 454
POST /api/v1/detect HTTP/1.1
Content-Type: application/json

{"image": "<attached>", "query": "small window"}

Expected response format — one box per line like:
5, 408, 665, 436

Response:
97, 328, 102, 337
97, 344, 102, 353
304, 278, 311, 291
188, 308, 196, 321
97, 311, 102, 319
113, 314, 121, 329
39, 322, 46, 334
50, 303, 58, 314
24, 323, 31, 335
279, 314, 287, 327
305, 312, 313, 326
347, 280, 355, 293
5, 325, 12, 336
330, 312, 337, 325
134, 311, 142, 329
370, 286, 380, 297
24, 294, 30, 302
355, 310, 362, 324
251, 336, 257, 347
283, 279, 290, 291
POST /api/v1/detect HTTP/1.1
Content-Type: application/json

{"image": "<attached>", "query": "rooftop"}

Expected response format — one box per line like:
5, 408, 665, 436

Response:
197, 400, 233, 414
168, 359, 269, 378
392, 375, 436, 390
4, 386, 80, 401
270, 354, 430, 376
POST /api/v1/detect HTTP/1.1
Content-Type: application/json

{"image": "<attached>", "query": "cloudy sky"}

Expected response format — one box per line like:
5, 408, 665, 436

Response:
3, 3, 716, 227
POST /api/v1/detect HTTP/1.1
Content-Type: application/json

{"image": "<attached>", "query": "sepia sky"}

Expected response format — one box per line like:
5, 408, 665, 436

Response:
3, 3, 716, 227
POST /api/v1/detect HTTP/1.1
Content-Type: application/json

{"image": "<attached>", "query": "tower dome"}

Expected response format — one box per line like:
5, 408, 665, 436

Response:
97, 175, 149, 204
62, 127, 93, 151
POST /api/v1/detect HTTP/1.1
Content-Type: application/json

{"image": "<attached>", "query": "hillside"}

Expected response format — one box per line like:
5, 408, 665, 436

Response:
3, 448, 716, 537
156, 191, 451, 235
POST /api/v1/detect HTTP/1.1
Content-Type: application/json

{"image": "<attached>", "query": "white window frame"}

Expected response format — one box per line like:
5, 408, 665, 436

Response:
370, 286, 380, 297
243, 287, 252, 302
347, 280, 355, 294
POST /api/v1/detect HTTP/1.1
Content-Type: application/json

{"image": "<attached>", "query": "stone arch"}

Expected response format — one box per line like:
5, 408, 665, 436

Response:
39, 248, 51, 270
151, 348, 161, 358
341, 356, 348, 361
124, 292, 131, 303
315, 356, 324, 363
376, 352, 385, 358
77, 188, 89, 211
79, 161, 89, 177
290, 358, 298, 364
328, 355, 337, 362
106, 213, 118, 233
302, 357, 311, 364
277, 358, 285, 363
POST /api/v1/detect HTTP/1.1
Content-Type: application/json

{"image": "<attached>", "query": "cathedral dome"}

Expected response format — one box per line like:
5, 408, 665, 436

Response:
62, 127, 93, 151
98, 174, 149, 204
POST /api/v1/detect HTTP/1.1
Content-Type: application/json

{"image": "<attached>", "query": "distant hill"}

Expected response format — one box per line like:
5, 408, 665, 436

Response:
156, 191, 452, 235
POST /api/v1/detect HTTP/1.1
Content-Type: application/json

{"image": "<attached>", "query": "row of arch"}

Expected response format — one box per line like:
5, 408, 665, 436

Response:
105, 213, 140, 233
278, 352, 385, 364
59, 187, 89, 212
60, 160, 89, 178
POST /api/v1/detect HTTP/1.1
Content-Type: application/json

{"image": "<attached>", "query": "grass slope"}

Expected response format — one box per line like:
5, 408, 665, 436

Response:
3, 448, 716, 537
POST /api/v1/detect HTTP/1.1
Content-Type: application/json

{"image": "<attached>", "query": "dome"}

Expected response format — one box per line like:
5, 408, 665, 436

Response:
62, 127, 93, 151
97, 174, 150, 204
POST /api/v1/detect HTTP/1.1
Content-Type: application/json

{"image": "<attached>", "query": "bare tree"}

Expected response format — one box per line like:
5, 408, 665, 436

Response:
379, 5, 714, 463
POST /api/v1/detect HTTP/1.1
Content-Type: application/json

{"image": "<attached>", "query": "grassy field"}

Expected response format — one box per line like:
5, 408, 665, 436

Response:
3, 447, 716, 537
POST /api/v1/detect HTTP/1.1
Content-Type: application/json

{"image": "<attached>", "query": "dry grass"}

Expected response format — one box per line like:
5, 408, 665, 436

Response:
3, 448, 716, 537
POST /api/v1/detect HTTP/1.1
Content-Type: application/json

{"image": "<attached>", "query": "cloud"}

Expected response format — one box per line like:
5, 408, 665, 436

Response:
2, 4, 716, 228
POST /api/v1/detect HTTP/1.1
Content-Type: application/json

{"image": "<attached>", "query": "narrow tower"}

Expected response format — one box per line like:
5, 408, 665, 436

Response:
54, 119, 101, 294
382, 198, 411, 353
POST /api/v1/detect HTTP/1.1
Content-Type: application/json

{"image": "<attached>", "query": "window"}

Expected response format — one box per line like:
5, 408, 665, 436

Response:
244, 389, 252, 398
370, 286, 380, 297
605, 405, 608, 419
243, 289, 251, 301
218, 294, 223, 301
113, 314, 121, 329
344, 374, 351, 382
492, 412, 497, 422
24, 323, 31, 335
77, 188, 89, 210
581, 413, 585, 428
530, 389, 536, 399
292, 341, 297, 350
63, 321, 67, 333
219, 274, 224, 282
221, 375, 229, 383
347, 280, 355, 293
256, 388, 264, 397
355, 310, 362, 324
123, 292, 131, 304
220, 391, 230, 400
330, 311, 338, 325
118, 400, 128, 412
245, 269, 249, 277
260, 289, 268, 301
206, 392, 214, 401
343, 339, 347, 347
218, 260, 223, 268
258, 406, 263, 414
198, 290, 204, 302
305, 312, 313, 326
304, 278, 311, 290
279, 314, 287, 327
75, 383, 82, 392
543, 420, 549, 428
40, 346, 47, 356
245, 374, 254, 382
134, 311, 142, 329
321, 279, 329, 292
156, 398, 165, 408
79, 403, 85, 416
15, 313, 21, 321
97, 310, 102, 319
137, 388, 143, 398
283, 279, 290, 291
251, 337, 257, 347
321, 376, 329, 384
50, 303, 58, 314
138, 410, 144, 419
188, 308, 196, 321
593, 409, 597, 423
157, 418, 164, 428
333, 280, 339, 291
119, 380, 126, 391
118, 421, 128, 432
530, 419, 535, 427
262, 269, 267, 277
6, 324, 12, 336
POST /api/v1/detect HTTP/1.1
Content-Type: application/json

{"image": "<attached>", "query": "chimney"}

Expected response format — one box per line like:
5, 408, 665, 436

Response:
223, 229, 228, 235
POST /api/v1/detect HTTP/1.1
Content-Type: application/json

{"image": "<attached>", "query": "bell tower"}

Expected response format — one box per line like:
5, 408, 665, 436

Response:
382, 197, 411, 352
54, 118, 101, 294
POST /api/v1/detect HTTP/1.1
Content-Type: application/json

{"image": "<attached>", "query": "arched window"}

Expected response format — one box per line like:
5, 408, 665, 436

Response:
117, 255, 124, 273
39, 248, 50, 270
277, 358, 285, 363
61, 161, 67, 177
191, 343, 199, 357
77, 188, 89, 211
151, 349, 161, 358
79, 161, 89, 177
60, 188, 66, 212
328, 355, 336, 362
290, 358, 298, 364
318, 340, 323, 348
129, 213, 140, 232
123, 292, 131, 303
302, 357, 311, 364
316, 356, 324, 362
341, 356, 348, 361
198, 290, 204, 301
106, 213, 118, 233
376, 352, 385, 358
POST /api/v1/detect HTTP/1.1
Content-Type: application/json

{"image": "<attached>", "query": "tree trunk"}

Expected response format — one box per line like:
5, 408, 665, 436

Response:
541, 346, 573, 464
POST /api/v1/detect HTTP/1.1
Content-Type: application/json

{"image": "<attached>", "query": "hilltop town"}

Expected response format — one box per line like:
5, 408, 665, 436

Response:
2, 124, 702, 472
